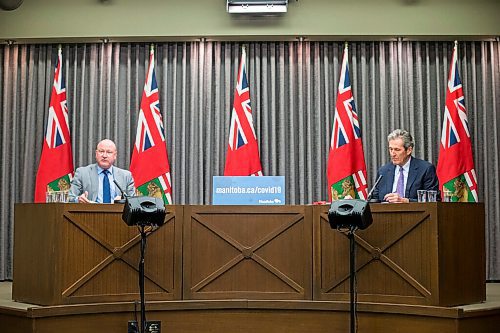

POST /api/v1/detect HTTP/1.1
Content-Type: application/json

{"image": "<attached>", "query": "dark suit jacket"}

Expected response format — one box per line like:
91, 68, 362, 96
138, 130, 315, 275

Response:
69, 163, 135, 202
371, 157, 440, 202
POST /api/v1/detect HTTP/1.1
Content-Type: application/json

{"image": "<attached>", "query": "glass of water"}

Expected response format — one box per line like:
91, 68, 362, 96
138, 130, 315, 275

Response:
417, 190, 427, 202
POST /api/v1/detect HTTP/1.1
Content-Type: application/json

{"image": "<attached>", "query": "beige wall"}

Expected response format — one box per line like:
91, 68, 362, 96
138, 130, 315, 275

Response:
0, 0, 499, 43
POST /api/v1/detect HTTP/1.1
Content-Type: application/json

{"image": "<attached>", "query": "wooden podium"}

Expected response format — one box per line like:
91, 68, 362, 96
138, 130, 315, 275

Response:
313, 202, 486, 306
12, 203, 183, 306
12, 203, 485, 308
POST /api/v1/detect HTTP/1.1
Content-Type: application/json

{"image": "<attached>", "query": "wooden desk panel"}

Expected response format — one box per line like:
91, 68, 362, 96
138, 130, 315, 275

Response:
183, 205, 312, 300
313, 203, 485, 306
13, 204, 183, 306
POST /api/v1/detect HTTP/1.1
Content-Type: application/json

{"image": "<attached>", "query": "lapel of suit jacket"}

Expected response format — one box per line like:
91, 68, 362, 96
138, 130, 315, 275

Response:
406, 158, 419, 197
90, 164, 100, 201
384, 164, 396, 195
112, 167, 121, 195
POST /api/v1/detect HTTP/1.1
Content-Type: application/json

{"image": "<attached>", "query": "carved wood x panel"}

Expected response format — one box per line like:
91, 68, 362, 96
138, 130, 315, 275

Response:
184, 205, 312, 300
60, 205, 182, 303
313, 204, 437, 305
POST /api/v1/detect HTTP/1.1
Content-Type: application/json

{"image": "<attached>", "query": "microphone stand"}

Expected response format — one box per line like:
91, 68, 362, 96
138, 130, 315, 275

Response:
348, 225, 357, 333
114, 180, 147, 333
366, 175, 383, 202
138, 222, 148, 333
113, 179, 127, 204
344, 175, 382, 333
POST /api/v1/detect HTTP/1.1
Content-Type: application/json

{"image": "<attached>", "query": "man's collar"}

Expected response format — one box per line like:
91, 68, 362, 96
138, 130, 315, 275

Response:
97, 165, 113, 175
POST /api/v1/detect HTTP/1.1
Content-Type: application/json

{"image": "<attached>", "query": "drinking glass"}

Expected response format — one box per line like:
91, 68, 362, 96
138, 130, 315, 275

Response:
417, 190, 427, 202
427, 190, 438, 202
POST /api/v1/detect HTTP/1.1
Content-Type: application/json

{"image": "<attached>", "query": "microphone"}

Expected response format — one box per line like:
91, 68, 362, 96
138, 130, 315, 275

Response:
113, 179, 128, 204
366, 175, 383, 202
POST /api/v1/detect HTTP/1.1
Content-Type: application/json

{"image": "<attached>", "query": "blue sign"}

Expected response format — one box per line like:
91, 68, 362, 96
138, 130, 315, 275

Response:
212, 176, 285, 205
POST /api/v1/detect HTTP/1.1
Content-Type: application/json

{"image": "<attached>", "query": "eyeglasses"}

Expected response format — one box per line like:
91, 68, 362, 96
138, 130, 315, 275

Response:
96, 149, 115, 155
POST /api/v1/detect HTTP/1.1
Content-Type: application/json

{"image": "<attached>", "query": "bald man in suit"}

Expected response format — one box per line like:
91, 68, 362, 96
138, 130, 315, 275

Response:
372, 129, 440, 203
69, 139, 135, 203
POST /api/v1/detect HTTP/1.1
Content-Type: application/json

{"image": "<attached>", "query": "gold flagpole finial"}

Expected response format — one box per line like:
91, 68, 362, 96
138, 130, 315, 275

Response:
58, 44, 62, 53
344, 41, 349, 49
454, 40, 458, 47
150, 43, 155, 53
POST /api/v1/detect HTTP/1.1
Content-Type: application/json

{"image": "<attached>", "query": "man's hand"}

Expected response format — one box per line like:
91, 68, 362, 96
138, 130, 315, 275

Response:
78, 191, 91, 203
383, 192, 409, 203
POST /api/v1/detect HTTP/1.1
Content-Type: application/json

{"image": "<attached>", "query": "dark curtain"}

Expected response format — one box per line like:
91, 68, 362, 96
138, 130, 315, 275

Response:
1, 41, 499, 280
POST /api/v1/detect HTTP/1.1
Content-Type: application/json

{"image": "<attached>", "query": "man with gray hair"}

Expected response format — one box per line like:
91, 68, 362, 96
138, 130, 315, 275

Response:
371, 129, 439, 203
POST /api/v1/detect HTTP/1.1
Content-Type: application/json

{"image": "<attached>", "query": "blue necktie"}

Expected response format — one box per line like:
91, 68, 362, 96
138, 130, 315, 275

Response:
102, 170, 111, 203
396, 167, 405, 198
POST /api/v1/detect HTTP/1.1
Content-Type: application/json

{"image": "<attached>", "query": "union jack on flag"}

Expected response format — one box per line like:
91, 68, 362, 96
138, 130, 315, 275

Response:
437, 42, 477, 202
331, 68, 361, 150
134, 60, 165, 153
327, 44, 368, 201
440, 49, 471, 149
228, 58, 253, 150
130, 46, 173, 204
441, 110, 461, 149
34, 47, 74, 202
224, 47, 263, 176
45, 60, 70, 148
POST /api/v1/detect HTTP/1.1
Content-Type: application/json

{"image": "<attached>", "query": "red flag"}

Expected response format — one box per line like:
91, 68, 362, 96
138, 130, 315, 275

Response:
327, 45, 368, 201
224, 48, 263, 176
437, 42, 478, 202
130, 46, 173, 204
34, 48, 74, 202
